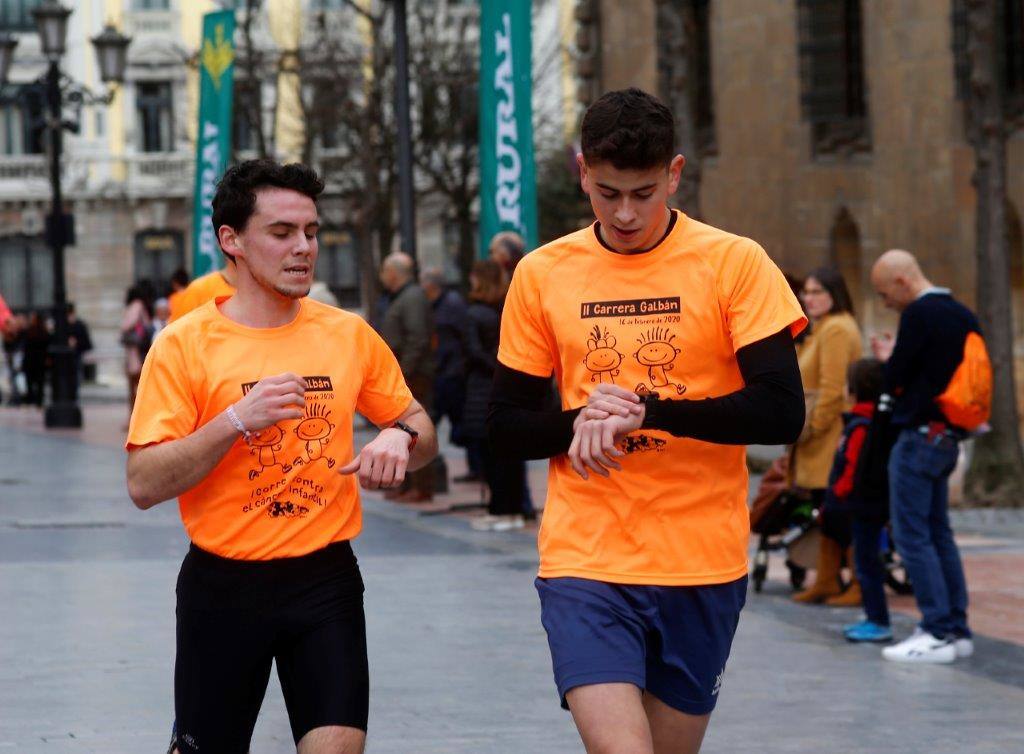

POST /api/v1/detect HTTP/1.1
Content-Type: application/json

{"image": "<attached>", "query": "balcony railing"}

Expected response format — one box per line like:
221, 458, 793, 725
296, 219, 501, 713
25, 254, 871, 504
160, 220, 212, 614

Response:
0, 151, 193, 199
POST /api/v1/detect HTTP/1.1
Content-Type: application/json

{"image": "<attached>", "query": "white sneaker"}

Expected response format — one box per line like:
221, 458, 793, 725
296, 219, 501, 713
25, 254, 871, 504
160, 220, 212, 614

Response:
470, 515, 501, 531
490, 515, 525, 532
953, 637, 974, 658
471, 514, 525, 532
881, 628, 956, 664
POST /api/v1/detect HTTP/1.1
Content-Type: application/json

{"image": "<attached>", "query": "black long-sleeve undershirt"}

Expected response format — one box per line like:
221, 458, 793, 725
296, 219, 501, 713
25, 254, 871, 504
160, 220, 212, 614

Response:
486, 328, 804, 460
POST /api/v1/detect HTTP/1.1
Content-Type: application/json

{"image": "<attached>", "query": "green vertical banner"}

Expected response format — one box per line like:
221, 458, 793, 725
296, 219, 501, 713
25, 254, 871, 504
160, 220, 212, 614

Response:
479, 0, 538, 257
192, 10, 236, 277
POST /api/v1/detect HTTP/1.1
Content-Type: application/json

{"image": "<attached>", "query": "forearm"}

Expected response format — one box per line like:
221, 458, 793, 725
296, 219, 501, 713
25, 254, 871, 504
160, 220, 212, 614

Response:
487, 402, 581, 460
126, 412, 238, 509
404, 409, 438, 471
642, 329, 804, 445
642, 381, 804, 445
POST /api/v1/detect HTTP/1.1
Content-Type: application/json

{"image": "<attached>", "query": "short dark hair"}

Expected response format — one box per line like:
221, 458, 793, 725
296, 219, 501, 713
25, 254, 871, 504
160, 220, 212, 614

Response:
581, 88, 675, 171
211, 159, 325, 262
170, 268, 190, 289
807, 266, 855, 316
847, 358, 884, 403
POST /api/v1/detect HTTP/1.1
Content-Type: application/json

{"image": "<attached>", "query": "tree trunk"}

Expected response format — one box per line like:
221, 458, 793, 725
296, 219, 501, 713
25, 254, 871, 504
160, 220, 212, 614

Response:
655, 0, 702, 218
456, 202, 475, 284
964, 0, 1024, 506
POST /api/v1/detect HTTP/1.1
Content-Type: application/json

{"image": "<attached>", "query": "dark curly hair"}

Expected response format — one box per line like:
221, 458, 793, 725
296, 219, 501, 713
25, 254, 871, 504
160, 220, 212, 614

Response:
211, 159, 325, 262
581, 88, 675, 171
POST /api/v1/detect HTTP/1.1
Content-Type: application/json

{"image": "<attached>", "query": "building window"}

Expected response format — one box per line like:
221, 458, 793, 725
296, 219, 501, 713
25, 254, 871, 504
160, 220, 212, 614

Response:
0, 0, 40, 31
0, 235, 53, 310
132, 0, 170, 9
655, 0, 716, 157
0, 83, 44, 155
316, 229, 360, 307
953, 0, 1024, 123
136, 81, 174, 153
133, 231, 185, 295
692, 0, 714, 155
797, 0, 870, 156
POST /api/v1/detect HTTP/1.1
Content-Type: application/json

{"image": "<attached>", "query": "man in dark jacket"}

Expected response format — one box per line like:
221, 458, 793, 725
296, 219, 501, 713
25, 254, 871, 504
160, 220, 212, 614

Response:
421, 267, 478, 482
380, 252, 435, 501
870, 249, 976, 664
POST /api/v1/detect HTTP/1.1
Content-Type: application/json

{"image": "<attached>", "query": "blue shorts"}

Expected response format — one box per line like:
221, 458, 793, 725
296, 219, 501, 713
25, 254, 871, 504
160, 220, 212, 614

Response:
535, 575, 747, 716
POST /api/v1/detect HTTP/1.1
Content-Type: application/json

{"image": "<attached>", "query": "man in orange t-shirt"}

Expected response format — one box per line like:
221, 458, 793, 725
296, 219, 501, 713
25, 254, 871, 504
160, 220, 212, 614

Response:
126, 160, 437, 754
489, 88, 806, 753
167, 265, 236, 323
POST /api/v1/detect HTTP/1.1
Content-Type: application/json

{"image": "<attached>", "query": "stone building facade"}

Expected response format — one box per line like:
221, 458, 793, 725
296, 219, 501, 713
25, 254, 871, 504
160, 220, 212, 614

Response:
570, 0, 1024, 337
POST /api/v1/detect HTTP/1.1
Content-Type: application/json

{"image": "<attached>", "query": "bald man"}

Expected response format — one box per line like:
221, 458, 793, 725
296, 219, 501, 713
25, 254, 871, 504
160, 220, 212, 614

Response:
379, 253, 436, 501
869, 249, 976, 664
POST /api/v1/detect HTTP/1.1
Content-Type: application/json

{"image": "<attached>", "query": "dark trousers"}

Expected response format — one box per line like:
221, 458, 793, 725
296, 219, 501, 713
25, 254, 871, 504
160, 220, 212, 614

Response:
889, 429, 970, 638
851, 517, 890, 626
24, 367, 45, 406
481, 441, 525, 517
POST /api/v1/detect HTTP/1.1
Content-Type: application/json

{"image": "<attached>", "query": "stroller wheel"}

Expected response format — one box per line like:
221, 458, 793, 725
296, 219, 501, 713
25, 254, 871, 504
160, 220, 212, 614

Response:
787, 562, 807, 591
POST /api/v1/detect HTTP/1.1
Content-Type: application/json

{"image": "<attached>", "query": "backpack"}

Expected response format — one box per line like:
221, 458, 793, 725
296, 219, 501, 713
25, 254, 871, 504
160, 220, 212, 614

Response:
936, 331, 992, 431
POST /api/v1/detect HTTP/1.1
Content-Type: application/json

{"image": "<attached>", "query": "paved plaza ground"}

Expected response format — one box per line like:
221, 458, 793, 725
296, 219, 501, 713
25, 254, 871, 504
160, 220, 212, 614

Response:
2, 402, 1023, 753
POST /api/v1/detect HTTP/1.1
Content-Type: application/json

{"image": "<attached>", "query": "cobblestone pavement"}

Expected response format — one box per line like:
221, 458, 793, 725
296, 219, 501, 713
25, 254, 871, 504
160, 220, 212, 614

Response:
1, 405, 1023, 753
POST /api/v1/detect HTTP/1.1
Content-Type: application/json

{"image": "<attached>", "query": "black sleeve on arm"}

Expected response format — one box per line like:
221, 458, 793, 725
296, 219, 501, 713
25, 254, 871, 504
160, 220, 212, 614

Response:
486, 364, 581, 460
641, 328, 805, 445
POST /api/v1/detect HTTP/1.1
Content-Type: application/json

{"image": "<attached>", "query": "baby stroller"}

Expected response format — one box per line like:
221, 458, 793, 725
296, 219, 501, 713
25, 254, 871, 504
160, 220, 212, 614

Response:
750, 486, 817, 592
748, 457, 912, 595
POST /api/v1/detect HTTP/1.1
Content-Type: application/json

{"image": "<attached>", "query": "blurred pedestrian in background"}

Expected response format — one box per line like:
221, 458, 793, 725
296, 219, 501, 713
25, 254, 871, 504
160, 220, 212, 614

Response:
168, 266, 235, 324
421, 266, 476, 482
487, 231, 537, 520
464, 259, 525, 532
871, 249, 979, 664
791, 267, 863, 606
152, 298, 170, 335
21, 311, 50, 407
166, 268, 190, 321
488, 230, 526, 284
306, 279, 340, 307
379, 252, 435, 502
2, 312, 25, 405
66, 303, 93, 398
121, 281, 155, 417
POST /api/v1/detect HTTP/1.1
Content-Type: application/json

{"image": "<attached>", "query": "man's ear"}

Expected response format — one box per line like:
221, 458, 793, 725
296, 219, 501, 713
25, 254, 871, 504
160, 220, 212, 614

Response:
217, 225, 244, 261
576, 153, 591, 195
666, 154, 686, 196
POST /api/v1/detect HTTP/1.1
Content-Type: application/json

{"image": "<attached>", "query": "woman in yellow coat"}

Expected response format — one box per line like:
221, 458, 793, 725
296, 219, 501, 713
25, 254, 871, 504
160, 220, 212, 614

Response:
791, 267, 863, 605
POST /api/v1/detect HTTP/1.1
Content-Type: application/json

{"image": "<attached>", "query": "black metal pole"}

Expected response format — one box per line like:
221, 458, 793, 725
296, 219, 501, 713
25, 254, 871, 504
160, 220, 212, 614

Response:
43, 58, 81, 428
393, 0, 416, 262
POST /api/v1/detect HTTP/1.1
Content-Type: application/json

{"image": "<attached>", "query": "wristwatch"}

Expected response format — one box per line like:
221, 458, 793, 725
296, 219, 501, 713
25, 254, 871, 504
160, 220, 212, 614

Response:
639, 392, 660, 429
390, 420, 419, 451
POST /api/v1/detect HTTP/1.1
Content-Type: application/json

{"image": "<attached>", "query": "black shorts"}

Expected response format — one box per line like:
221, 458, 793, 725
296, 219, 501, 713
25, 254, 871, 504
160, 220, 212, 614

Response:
173, 541, 368, 754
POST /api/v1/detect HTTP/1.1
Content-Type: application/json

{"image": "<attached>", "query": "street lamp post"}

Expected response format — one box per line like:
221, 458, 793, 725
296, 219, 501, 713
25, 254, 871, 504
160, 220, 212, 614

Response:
392, 0, 417, 263
0, 1, 130, 428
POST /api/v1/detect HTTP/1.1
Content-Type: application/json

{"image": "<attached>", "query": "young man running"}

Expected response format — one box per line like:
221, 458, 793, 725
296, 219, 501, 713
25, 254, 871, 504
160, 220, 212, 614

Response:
126, 159, 436, 754
488, 88, 807, 754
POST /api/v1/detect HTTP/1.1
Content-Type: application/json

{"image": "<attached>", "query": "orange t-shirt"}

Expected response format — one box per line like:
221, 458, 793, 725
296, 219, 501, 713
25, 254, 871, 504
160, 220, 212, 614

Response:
167, 270, 235, 323
498, 211, 807, 586
127, 297, 413, 560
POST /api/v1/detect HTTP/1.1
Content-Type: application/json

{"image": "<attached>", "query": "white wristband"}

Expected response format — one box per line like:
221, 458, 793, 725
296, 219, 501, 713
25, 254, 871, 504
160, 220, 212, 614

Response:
225, 404, 253, 444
